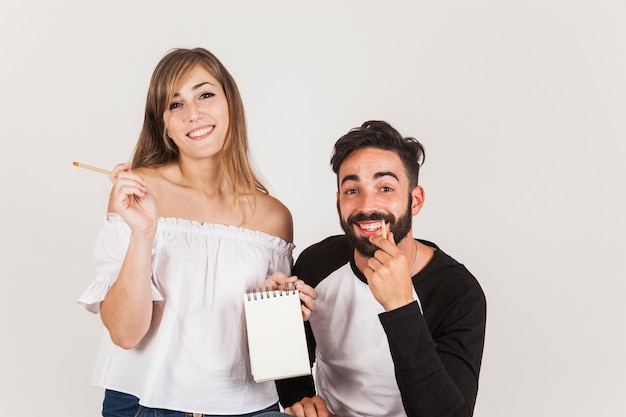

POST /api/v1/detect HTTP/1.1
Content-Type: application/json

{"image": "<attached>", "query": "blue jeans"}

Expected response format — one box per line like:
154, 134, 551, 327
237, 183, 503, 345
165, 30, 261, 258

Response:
103, 389, 288, 417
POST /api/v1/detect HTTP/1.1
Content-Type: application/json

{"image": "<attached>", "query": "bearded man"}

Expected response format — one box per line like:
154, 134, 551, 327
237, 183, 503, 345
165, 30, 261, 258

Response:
277, 120, 487, 417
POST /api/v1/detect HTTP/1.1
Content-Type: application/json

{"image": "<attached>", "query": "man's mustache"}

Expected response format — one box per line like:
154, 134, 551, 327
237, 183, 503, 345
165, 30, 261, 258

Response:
347, 212, 396, 224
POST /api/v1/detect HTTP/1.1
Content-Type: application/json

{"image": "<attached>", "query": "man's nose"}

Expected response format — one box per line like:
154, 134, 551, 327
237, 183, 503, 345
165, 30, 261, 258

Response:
360, 190, 380, 212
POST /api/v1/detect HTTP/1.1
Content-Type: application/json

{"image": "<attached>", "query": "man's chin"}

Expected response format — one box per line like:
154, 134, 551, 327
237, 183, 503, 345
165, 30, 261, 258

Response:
341, 220, 380, 257
355, 248, 376, 258
352, 239, 378, 258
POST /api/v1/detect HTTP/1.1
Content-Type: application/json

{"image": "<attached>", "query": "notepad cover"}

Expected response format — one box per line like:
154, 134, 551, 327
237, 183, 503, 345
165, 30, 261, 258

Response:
243, 289, 311, 382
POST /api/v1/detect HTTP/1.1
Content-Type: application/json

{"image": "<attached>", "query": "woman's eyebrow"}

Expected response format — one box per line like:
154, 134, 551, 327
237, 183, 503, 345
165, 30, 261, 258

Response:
192, 81, 215, 90
172, 82, 216, 98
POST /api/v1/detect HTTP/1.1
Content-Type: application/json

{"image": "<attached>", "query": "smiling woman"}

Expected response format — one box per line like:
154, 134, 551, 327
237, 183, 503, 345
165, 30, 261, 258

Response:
162, 66, 229, 161
76, 48, 318, 417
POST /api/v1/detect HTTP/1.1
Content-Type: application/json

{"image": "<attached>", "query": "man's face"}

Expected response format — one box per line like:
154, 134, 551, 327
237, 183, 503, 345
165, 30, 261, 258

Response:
336, 147, 416, 258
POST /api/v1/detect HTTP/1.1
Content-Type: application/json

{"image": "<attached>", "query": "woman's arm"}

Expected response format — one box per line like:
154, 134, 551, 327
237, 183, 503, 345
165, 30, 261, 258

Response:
100, 163, 158, 349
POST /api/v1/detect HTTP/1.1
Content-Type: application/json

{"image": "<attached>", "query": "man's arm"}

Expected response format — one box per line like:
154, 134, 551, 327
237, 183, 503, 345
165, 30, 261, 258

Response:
277, 236, 353, 409
367, 232, 486, 416
380, 284, 486, 417
276, 316, 317, 406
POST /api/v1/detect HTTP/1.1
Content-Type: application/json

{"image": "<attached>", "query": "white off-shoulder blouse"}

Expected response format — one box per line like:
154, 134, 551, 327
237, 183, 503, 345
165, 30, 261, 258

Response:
78, 214, 295, 414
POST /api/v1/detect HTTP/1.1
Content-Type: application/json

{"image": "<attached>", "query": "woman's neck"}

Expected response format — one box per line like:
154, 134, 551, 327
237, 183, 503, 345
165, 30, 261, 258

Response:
169, 158, 228, 194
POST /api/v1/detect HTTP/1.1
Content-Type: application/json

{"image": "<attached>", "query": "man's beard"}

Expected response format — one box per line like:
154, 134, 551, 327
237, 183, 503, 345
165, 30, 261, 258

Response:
338, 196, 413, 258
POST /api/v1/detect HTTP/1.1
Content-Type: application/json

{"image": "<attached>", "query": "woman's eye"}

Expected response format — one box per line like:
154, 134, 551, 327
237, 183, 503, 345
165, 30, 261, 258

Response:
200, 92, 215, 99
169, 102, 182, 110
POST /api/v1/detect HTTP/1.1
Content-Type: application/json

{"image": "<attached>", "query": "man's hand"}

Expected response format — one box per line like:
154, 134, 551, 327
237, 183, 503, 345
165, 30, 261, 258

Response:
364, 231, 415, 311
284, 395, 339, 417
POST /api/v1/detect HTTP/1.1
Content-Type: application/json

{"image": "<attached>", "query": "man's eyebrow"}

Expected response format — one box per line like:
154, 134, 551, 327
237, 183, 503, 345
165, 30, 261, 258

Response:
340, 174, 360, 186
340, 171, 399, 186
374, 171, 399, 181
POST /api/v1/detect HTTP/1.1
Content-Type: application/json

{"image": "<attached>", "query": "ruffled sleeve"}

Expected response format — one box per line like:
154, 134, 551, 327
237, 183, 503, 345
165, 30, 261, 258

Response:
267, 239, 295, 277
77, 214, 163, 314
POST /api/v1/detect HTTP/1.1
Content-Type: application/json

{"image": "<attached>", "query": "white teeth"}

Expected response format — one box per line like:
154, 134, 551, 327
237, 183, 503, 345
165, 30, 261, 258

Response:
189, 126, 213, 138
361, 222, 383, 231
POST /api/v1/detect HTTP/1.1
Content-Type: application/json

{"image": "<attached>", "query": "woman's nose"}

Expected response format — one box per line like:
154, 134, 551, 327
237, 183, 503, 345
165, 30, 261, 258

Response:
186, 102, 202, 121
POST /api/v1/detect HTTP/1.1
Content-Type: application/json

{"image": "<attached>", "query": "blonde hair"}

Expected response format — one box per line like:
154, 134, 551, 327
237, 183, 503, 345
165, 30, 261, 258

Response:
131, 48, 268, 201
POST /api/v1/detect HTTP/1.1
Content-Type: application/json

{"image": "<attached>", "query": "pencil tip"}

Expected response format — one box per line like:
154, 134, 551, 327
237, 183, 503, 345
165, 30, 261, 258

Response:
72, 161, 79, 166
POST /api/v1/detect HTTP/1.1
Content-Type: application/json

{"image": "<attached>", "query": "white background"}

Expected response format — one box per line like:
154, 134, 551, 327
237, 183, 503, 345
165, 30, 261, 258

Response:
1, 1, 624, 416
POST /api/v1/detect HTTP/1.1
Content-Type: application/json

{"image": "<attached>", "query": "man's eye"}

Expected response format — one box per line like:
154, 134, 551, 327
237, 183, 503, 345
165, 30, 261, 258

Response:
345, 189, 358, 195
381, 186, 393, 192
169, 102, 182, 110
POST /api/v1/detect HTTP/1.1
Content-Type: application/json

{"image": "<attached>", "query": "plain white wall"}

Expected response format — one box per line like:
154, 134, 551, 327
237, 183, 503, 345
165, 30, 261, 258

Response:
1, 1, 624, 415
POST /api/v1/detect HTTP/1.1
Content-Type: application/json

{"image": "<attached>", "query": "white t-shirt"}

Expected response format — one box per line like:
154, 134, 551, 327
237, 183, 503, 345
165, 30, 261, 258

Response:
78, 214, 294, 414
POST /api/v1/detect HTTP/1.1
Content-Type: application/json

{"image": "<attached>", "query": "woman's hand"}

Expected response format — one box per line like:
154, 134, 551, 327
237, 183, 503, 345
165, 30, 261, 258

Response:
262, 272, 318, 321
109, 163, 158, 235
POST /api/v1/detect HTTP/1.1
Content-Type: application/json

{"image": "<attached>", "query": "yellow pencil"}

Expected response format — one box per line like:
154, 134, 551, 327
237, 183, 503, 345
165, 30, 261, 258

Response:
72, 161, 111, 175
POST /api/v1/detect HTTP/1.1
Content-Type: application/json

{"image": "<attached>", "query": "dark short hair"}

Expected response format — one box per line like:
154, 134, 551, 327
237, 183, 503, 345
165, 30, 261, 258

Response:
330, 120, 426, 188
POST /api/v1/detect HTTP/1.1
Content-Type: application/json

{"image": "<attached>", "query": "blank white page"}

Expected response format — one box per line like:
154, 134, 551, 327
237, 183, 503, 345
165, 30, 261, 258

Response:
243, 289, 311, 382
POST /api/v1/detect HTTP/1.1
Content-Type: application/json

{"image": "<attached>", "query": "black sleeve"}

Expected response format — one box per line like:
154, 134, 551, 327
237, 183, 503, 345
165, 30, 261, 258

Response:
276, 236, 353, 408
379, 283, 486, 417
275, 320, 317, 407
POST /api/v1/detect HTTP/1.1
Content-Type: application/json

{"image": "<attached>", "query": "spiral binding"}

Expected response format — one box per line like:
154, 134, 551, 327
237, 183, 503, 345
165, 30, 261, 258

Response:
246, 283, 297, 301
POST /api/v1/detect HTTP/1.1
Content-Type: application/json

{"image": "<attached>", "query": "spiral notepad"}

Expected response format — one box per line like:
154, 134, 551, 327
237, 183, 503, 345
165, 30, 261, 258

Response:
243, 287, 311, 382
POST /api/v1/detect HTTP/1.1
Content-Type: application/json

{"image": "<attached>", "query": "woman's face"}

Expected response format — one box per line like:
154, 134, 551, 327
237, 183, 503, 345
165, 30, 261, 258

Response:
163, 65, 229, 161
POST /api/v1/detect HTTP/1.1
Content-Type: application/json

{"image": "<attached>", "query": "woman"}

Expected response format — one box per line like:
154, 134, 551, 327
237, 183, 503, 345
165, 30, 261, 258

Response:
78, 48, 316, 417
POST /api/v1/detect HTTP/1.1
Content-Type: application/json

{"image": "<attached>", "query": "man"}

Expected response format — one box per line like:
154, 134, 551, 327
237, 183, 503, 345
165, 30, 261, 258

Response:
277, 121, 486, 417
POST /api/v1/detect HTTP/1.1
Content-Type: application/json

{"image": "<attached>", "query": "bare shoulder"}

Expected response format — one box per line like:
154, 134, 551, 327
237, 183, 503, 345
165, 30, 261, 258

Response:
130, 166, 172, 200
131, 166, 163, 186
251, 192, 293, 243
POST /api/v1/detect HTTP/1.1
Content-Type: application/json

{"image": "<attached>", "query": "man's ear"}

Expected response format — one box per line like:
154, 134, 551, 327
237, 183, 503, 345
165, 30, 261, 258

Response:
411, 185, 425, 216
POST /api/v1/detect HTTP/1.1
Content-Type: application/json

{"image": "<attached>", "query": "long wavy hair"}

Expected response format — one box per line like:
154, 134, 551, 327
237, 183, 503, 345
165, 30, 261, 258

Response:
131, 47, 268, 202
